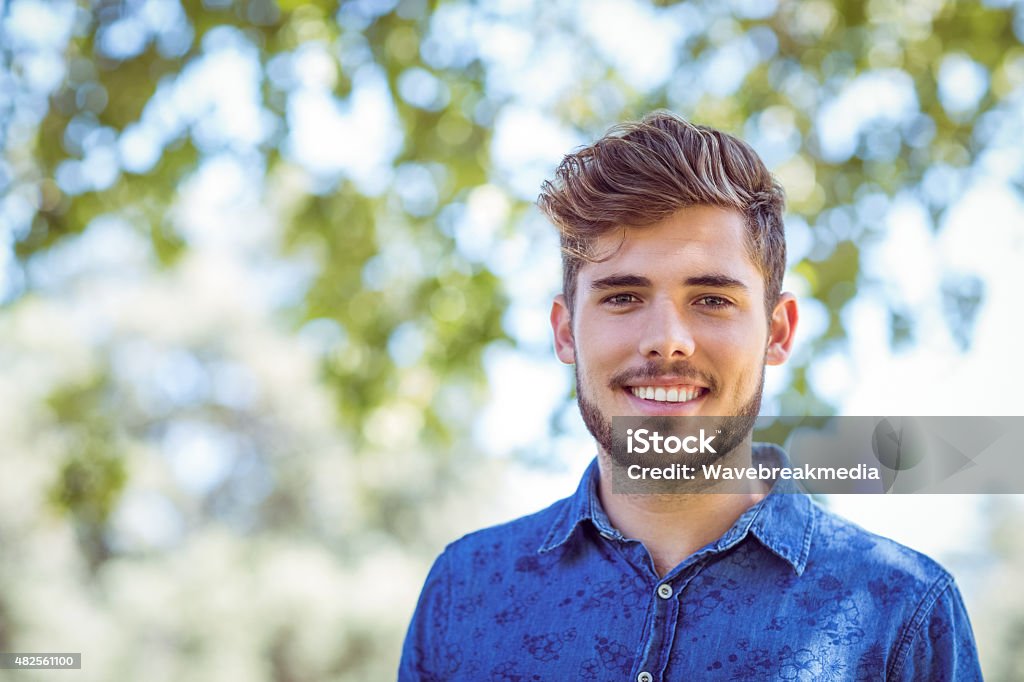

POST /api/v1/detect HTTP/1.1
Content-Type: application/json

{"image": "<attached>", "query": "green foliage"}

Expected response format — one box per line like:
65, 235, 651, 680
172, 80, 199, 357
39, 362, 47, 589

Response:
46, 374, 129, 570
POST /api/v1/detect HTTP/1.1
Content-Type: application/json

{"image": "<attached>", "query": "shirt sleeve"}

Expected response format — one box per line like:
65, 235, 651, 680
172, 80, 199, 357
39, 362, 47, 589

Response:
398, 549, 455, 682
892, 577, 983, 681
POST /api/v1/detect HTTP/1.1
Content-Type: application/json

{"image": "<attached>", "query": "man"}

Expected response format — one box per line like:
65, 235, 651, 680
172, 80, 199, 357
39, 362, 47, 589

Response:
399, 112, 982, 680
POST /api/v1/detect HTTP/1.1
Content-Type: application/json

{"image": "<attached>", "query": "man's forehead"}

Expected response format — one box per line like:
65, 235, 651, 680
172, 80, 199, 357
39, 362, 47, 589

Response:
580, 210, 761, 286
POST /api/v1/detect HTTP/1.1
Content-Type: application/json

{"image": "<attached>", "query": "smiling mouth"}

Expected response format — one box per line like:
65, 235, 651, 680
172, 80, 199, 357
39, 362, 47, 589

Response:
627, 386, 708, 403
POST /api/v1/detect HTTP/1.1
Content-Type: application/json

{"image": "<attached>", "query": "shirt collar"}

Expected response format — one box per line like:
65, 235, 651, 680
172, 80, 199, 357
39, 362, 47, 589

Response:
744, 443, 815, 575
537, 457, 620, 554
537, 444, 815, 575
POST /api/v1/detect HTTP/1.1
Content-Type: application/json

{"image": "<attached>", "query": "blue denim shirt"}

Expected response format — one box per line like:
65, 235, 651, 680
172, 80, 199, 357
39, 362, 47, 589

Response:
400, 445, 982, 681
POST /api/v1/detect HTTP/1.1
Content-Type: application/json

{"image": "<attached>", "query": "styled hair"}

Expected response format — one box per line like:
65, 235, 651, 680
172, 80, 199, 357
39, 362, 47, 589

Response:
537, 110, 786, 317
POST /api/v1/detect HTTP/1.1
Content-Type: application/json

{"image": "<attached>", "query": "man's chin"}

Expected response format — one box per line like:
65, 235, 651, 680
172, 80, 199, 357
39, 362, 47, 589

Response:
578, 365, 766, 472
607, 413, 755, 469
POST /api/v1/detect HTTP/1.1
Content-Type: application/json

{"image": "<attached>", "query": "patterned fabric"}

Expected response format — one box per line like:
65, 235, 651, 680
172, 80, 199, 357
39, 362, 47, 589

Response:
400, 445, 982, 681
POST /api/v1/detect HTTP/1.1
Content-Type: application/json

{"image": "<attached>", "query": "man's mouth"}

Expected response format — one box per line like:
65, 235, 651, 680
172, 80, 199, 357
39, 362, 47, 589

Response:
626, 385, 708, 403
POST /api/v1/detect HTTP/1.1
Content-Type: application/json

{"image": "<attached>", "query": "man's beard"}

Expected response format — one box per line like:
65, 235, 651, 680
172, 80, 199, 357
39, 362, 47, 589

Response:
576, 358, 765, 468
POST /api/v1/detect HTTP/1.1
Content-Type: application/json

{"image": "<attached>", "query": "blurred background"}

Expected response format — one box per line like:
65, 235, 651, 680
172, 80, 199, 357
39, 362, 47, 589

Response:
2, 0, 1024, 679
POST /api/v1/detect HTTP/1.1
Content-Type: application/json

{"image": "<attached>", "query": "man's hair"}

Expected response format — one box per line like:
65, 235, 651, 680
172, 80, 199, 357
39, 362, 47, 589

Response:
537, 111, 786, 318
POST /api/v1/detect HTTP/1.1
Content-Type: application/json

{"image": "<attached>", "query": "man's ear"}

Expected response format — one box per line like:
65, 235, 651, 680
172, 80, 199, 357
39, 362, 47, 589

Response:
550, 294, 576, 364
766, 292, 798, 366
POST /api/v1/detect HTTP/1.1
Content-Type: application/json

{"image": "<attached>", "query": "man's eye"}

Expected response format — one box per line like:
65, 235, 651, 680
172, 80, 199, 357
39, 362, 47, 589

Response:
605, 293, 639, 306
696, 295, 732, 308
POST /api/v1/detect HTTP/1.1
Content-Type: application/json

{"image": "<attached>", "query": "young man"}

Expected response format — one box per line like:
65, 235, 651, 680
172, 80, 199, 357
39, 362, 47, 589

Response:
399, 112, 982, 680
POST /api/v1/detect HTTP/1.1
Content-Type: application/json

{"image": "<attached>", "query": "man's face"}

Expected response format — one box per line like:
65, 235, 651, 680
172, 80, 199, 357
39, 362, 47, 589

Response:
550, 205, 797, 459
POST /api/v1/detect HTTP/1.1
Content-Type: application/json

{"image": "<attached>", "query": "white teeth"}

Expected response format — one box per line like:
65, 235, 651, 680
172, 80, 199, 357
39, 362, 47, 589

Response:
630, 386, 703, 403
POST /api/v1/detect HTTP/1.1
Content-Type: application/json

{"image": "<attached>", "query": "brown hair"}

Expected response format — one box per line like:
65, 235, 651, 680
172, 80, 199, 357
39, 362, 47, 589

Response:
537, 110, 786, 317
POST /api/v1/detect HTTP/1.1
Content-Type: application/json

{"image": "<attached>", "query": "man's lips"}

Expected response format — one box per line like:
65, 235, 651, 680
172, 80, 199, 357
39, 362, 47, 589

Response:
621, 374, 710, 403
622, 375, 709, 388
624, 385, 708, 404
619, 385, 710, 414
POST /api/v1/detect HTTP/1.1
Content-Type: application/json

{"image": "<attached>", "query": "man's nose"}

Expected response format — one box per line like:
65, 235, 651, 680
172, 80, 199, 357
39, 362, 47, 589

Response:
638, 298, 696, 359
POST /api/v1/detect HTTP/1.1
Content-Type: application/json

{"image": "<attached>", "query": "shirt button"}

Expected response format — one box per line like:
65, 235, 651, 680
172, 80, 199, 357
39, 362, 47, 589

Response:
657, 584, 673, 599
637, 672, 653, 682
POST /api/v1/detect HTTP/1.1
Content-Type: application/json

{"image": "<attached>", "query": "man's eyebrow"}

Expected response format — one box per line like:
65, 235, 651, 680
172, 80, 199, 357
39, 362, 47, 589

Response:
589, 274, 652, 290
589, 273, 750, 291
684, 274, 750, 291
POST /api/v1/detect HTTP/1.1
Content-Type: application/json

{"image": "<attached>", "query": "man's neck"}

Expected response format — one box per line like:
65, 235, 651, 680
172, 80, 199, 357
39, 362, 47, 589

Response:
596, 448, 767, 578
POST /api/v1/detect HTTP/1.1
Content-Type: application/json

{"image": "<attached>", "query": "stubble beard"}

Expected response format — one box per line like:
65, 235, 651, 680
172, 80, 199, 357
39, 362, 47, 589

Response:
575, 359, 765, 469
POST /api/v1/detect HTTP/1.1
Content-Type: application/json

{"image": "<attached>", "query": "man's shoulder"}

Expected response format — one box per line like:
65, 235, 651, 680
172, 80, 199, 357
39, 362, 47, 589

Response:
807, 500, 954, 592
437, 492, 575, 566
